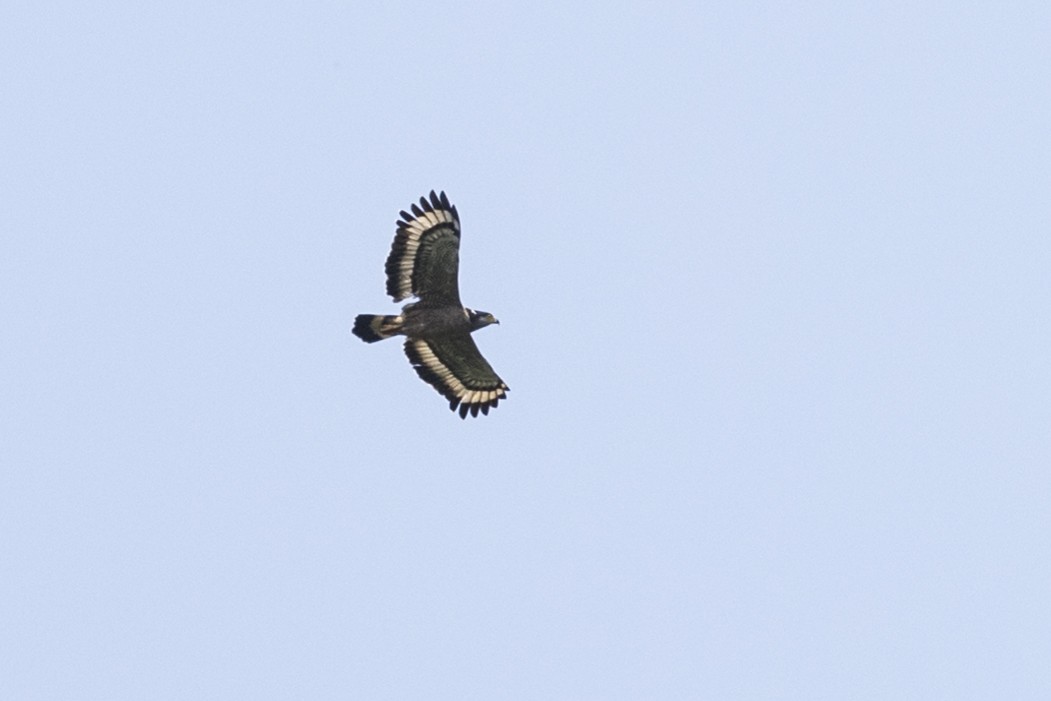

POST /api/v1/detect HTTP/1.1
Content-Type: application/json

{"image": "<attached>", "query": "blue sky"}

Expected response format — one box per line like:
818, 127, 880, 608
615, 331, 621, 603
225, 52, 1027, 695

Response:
3, 2, 1050, 698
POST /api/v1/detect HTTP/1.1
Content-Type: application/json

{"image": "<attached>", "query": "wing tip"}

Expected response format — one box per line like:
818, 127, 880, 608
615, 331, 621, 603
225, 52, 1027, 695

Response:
449, 383, 509, 419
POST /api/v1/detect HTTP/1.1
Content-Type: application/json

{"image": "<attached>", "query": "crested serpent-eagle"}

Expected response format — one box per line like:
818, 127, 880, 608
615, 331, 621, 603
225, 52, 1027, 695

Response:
352, 191, 509, 418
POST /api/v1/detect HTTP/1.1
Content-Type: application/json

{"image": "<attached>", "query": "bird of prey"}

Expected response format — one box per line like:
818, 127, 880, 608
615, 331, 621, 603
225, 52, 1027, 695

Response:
352, 190, 509, 418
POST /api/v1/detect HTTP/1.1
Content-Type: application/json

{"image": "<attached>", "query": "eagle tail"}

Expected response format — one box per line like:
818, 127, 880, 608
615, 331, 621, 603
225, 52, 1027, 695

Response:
352, 314, 403, 343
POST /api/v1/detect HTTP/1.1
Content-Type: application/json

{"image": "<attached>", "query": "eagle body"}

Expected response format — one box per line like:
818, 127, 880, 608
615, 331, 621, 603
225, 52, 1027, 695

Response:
353, 305, 491, 343
401, 303, 473, 338
352, 191, 508, 418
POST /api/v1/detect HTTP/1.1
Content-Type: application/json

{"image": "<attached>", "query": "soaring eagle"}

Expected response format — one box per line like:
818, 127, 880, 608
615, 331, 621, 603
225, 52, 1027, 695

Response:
352, 191, 509, 418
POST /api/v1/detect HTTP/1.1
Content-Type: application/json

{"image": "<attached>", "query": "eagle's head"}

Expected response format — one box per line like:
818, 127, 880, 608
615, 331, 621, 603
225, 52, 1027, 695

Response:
466, 308, 500, 330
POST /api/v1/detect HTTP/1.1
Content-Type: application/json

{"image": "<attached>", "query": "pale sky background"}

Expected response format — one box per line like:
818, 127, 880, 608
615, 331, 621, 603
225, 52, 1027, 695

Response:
3, 2, 1050, 699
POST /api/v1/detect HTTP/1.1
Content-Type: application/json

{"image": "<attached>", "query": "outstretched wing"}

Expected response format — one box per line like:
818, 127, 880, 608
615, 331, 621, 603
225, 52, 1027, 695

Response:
405, 336, 509, 418
385, 190, 461, 304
